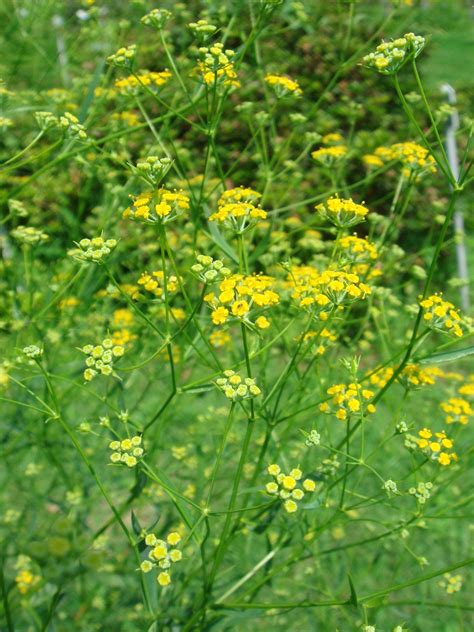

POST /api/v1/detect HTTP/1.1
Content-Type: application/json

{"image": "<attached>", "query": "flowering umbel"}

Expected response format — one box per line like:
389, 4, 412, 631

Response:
362, 33, 425, 74
140, 531, 183, 587
265, 464, 316, 513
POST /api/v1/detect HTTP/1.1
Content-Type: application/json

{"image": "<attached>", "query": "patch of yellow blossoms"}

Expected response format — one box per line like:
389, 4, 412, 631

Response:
205, 273, 279, 328
109, 435, 143, 468
140, 531, 183, 587
115, 70, 171, 94
416, 428, 456, 466
265, 464, 316, 513
320, 382, 376, 421
338, 235, 378, 263
440, 398, 472, 425
123, 189, 190, 224
196, 42, 239, 88
264, 74, 302, 96
209, 186, 267, 231
316, 196, 369, 228
287, 267, 371, 318
420, 294, 463, 337
363, 142, 436, 179
311, 145, 348, 166
137, 270, 180, 299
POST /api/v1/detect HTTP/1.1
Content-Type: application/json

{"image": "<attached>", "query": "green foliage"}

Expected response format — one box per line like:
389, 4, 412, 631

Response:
0, 1, 472, 631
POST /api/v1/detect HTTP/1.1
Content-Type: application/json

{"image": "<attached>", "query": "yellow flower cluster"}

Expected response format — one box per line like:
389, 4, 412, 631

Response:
140, 531, 183, 587
215, 370, 261, 401
264, 73, 302, 96
205, 273, 279, 328
311, 145, 347, 165
417, 428, 456, 466
265, 464, 316, 513
15, 556, 40, 595
319, 382, 376, 421
363, 142, 436, 179
322, 132, 344, 145
301, 327, 338, 356
287, 266, 371, 317
112, 308, 134, 329
401, 363, 437, 388
210, 329, 232, 348
362, 33, 425, 74
196, 42, 239, 88
115, 70, 172, 95
109, 435, 143, 467
123, 189, 190, 224
458, 378, 474, 398
440, 398, 472, 425
337, 235, 378, 263
420, 294, 463, 337
209, 186, 267, 231
439, 573, 463, 595
316, 196, 369, 228
81, 338, 124, 381
111, 111, 140, 126
137, 270, 180, 299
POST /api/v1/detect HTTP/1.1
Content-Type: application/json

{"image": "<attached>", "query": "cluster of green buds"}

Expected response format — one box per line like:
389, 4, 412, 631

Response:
11, 225, 48, 245
190, 255, 231, 283
303, 428, 321, 447
58, 112, 87, 140
140, 531, 182, 587
8, 199, 28, 218
81, 338, 124, 381
22, 345, 43, 359
196, 42, 239, 89
141, 9, 172, 30
35, 111, 60, 132
68, 237, 117, 264
215, 370, 261, 401
188, 18, 217, 39
265, 464, 316, 513
135, 156, 173, 186
109, 436, 143, 468
408, 481, 433, 504
362, 33, 425, 75
107, 45, 136, 69
382, 479, 399, 496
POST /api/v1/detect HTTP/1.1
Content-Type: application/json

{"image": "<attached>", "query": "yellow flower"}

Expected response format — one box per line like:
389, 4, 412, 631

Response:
303, 479, 316, 492
284, 499, 298, 513
212, 306, 229, 325
157, 571, 171, 586
265, 73, 302, 96
231, 300, 250, 317
255, 316, 270, 329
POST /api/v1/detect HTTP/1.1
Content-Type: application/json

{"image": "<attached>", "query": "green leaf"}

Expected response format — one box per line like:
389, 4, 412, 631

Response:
347, 574, 359, 607
131, 510, 143, 537
205, 224, 239, 263
418, 345, 474, 365
363, 595, 387, 609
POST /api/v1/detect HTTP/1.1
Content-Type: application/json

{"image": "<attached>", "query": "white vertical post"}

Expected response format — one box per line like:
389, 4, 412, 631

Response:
441, 83, 470, 311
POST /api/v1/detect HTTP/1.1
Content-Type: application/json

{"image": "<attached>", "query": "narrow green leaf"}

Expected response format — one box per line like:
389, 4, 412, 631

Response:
347, 574, 359, 607
206, 224, 239, 263
418, 345, 474, 365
